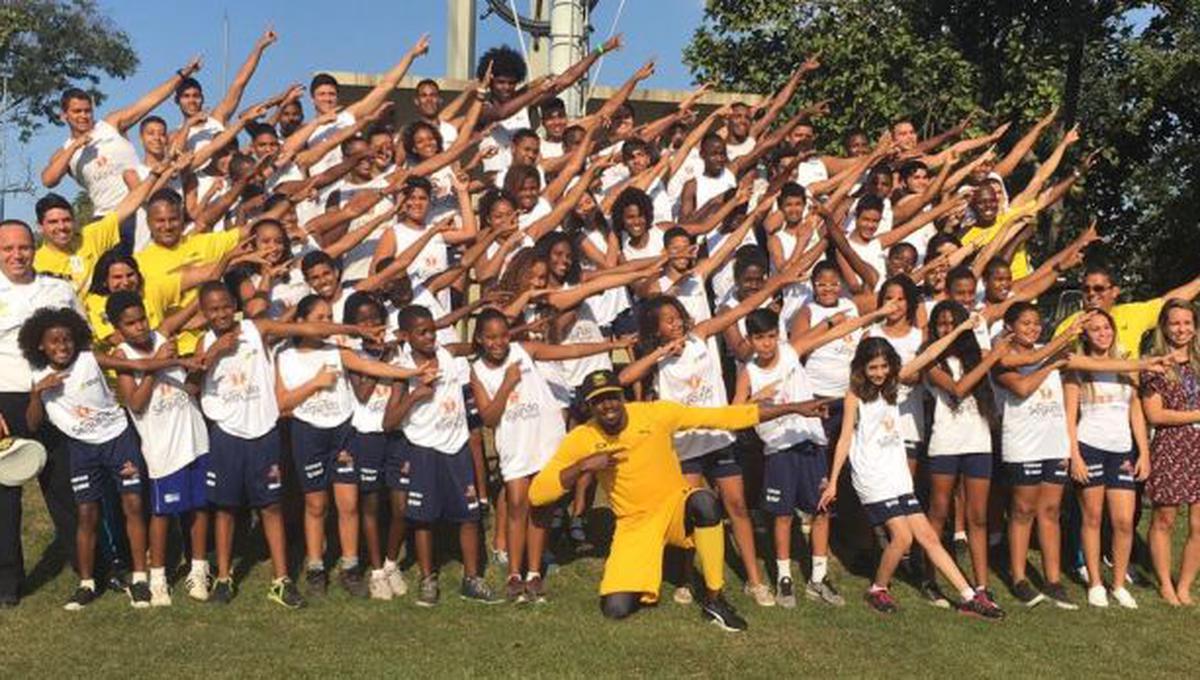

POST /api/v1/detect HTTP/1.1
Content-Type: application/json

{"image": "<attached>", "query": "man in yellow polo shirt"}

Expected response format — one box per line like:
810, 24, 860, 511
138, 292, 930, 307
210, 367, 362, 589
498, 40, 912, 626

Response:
33, 162, 166, 294
529, 369, 828, 632
1054, 262, 1200, 357
961, 183, 1034, 279
135, 188, 245, 352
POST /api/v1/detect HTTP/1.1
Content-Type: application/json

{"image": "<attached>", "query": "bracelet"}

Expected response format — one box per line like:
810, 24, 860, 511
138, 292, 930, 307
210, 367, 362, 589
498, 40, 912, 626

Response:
593, 44, 606, 56
176, 69, 188, 80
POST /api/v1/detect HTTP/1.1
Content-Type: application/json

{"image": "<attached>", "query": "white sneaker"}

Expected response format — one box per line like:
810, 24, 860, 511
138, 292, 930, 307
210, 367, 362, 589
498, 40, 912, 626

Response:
1076, 565, 1090, 583
1087, 585, 1109, 608
672, 586, 693, 605
369, 570, 393, 601
185, 572, 210, 602
1110, 587, 1138, 609
743, 582, 776, 607
492, 549, 509, 567
384, 564, 407, 597
150, 580, 171, 607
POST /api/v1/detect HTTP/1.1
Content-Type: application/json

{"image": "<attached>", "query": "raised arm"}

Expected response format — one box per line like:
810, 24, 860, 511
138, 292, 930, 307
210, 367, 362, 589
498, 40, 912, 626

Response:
107, 56, 202, 133
994, 108, 1057, 178
1009, 125, 1079, 208
211, 29, 276, 124
899, 314, 978, 382
749, 57, 818, 139
346, 35, 429, 120
892, 155, 955, 224
879, 195, 968, 249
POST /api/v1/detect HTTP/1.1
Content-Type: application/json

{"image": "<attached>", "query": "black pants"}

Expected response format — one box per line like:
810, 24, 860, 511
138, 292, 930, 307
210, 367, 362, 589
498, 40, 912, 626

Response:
0, 392, 78, 601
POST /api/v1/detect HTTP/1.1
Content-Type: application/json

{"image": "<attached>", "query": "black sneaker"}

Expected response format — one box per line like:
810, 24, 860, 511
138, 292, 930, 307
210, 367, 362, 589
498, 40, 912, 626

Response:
210, 578, 235, 604
919, 580, 952, 609
417, 574, 439, 607
865, 587, 898, 614
63, 586, 98, 611
460, 576, 501, 604
268, 577, 305, 609
305, 568, 328, 597
958, 591, 1005, 620
1043, 582, 1079, 610
700, 592, 748, 632
127, 580, 152, 609
505, 574, 527, 604
776, 577, 797, 608
338, 566, 369, 599
1011, 579, 1045, 607
524, 574, 547, 604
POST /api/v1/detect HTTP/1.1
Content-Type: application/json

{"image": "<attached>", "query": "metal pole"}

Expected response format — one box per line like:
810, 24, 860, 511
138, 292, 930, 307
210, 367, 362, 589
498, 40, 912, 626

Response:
0, 76, 8, 220
549, 0, 584, 116
447, 0, 478, 81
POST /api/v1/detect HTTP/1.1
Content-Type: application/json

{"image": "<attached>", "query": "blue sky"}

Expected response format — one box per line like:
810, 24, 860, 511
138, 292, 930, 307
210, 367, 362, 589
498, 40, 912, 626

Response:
2, 0, 706, 219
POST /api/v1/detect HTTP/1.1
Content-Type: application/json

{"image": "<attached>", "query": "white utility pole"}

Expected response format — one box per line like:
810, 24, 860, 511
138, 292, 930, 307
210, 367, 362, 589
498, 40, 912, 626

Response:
447, 0, 478, 81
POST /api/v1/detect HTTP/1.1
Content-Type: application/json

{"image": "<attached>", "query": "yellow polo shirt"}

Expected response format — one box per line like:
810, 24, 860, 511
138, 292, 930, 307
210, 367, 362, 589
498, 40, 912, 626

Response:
962, 206, 1032, 279
135, 230, 238, 353
34, 212, 121, 295
1054, 298, 1164, 358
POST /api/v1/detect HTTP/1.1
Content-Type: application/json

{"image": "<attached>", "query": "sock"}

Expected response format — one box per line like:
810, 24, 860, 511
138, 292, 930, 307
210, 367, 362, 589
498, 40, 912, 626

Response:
811, 555, 828, 584
340, 556, 359, 571
692, 525, 726, 593
776, 559, 792, 582
869, 583, 887, 593
526, 570, 541, 581
988, 532, 1002, 547
371, 568, 385, 579
149, 567, 166, 584
954, 530, 967, 542
306, 559, 324, 572
383, 558, 398, 572
80, 579, 96, 591
190, 559, 209, 575
959, 587, 975, 602
273, 576, 287, 586
132, 571, 148, 584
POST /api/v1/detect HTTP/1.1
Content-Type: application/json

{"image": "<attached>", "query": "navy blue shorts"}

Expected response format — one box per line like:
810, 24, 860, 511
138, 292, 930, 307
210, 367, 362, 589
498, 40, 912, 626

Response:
206, 425, 283, 509
680, 446, 741, 480
817, 396, 844, 450
384, 435, 411, 492
762, 441, 828, 516
405, 443, 480, 523
1078, 444, 1137, 491
150, 455, 209, 516
350, 430, 390, 494
904, 441, 926, 461
863, 493, 923, 527
1002, 458, 1068, 487
289, 418, 356, 493
928, 452, 992, 480
68, 427, 144, 503
462, 385, 482, 430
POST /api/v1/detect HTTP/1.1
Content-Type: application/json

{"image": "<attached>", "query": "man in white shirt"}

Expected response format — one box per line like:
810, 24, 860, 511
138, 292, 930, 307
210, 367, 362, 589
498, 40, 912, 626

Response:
0, 220, 85, 606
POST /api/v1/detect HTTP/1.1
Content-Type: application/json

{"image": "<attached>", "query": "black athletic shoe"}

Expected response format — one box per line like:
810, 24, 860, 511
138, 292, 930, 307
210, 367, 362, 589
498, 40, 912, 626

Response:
958, 591, 1005, 620
268, 577, 306, 609
63, 586, 99, 611
210, 578, 234, 604
1043, 582, 1079, 610
338, 566, 369, 599
1011, 579, 1045, 607
305, 568, 328, 597
127, 580, 152, 609
700, 593, 748, 632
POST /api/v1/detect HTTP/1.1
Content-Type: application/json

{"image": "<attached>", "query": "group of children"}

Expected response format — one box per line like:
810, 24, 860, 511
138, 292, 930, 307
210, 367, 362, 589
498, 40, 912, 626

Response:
17, 27, 1200, 624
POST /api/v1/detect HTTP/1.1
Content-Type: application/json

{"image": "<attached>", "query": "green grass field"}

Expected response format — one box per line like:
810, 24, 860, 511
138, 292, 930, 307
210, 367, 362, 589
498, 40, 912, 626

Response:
2, 485, 1199, 679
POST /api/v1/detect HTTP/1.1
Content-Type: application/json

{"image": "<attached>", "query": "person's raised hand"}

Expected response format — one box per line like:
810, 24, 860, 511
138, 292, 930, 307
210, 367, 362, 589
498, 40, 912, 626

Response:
412, 33, 431, 57
801, 52, 822, 74
33, 371, 70, 394
634, 60, 656, 81
602, 34, 624, 54
257, 26, 278, 49
579, 448, 626, 473
504, 361, 523, 386
181, 55, 203, 77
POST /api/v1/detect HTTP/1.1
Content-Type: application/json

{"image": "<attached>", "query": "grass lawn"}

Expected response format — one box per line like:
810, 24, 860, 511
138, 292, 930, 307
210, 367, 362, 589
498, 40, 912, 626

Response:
2, 484, 1199, 679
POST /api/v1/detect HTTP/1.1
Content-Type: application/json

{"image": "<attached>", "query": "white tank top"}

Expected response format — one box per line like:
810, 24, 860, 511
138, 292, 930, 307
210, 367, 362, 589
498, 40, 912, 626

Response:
338, 175, 394, 281
184, 117, 226, 159
194, 174, 229, 232
33, 351, 128, 444
396, 346, 470, 454
64, 121, 138, 214
848, 236, 886, 282
774, 229, 815, 333
554, 292, 614, 389
706, 227, 759, 303
1075, 372, 1134, 452
391, 221, 450, 309
999, 355, 1069, 462
481, 106, 531, 173
804, 298, 861, 397
579, 230, 630, 326
472, 344, 565, 478
655, 334, 734, 460
849, 397, 913, 504
622, 228, 664, 262
307, 110, 356, 174
350, 349, 395, 434
201, 320, 280, 439
747, 342, 827, 453
276, 344, 354, 428
694, 168, 737, 211
868, 326, 926, 442
794, 158, 829, 188
660, 273, 711, 324
119, 333, 209, 477
926, 357, 993, 456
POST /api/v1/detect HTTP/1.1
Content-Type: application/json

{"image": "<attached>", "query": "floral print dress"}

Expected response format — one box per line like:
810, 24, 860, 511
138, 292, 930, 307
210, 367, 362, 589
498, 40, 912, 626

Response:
1142, 363, 1200, 504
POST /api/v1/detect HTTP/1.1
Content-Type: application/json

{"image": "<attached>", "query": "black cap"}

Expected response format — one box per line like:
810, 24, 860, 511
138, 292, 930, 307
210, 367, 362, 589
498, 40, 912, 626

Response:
579, 369, 624, 403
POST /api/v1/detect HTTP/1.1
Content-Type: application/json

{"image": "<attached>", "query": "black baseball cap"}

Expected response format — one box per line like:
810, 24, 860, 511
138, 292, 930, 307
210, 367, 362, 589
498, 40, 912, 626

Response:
579, 369, 624, 403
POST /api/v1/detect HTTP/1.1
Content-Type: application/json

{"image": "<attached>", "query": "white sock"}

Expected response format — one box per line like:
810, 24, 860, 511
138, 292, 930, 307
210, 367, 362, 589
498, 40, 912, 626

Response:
80, 578, 96, 591
953, 530, 967, 542
869, 582, 887, 593
383, 558, 398, 572
190, 559, 209, 576
959, 587, 975, 602
776, 559, 792, 582
371, 568, 385, 579
149, 567, 166, 584
811, 556, 828, 584
526, 570, 541, 581
132, 571, 148, 584
306, 559, 324, 572
340, 556, 359, 571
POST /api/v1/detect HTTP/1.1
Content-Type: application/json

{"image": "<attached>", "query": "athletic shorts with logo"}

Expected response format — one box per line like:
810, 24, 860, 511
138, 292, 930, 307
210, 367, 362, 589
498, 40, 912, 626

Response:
1002, 458, 1068, 486
289, 418, 357, 492
68, 427, 144, 503
206, 425, 284, 508
680, 445, 740, 480
762, 441, 828, 516
1078, 444, 1137, 490
150, 455, 209, 515
928, 452, 992, 479
350, 430, 408, 494
405, 443, 479, 523
863, 493, 922, 526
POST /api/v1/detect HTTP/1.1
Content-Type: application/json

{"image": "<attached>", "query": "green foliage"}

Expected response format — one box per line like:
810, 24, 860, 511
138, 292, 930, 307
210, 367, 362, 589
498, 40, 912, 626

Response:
0, 0, 138, 142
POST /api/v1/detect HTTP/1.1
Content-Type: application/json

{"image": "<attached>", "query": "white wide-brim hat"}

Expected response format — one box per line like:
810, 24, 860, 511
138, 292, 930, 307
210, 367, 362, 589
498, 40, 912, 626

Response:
0, 437, 47, 487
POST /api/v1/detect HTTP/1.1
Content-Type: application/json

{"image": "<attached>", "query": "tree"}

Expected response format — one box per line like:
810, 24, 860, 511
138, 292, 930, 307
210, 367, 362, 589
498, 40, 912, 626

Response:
0, 0, 138, 142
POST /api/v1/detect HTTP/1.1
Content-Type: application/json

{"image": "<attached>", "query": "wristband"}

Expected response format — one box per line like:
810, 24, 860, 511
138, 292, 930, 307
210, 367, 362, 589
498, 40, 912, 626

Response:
176, 69, 188, 80
592, 44, 606, 56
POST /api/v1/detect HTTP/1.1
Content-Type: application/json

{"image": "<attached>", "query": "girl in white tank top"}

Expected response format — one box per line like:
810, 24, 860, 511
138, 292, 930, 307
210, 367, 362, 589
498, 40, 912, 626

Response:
867, 278, 927, 468
795, 266, 862, 398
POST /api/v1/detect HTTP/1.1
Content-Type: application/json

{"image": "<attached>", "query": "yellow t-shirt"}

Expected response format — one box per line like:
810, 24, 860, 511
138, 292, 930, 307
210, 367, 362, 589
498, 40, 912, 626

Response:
135, 231, 239, 353
1054, 298, 1164, 359
962, 206, 1031, 279
529, 401, 759, 515
34, 212, 121, 295
85, 274, 181, 348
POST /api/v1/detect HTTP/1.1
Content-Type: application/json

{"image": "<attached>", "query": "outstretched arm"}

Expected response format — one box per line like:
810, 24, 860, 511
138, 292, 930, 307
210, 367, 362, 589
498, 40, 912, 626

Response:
107, 56, 203, 133
994, 108, 1057, 178
211, 29, 276, 123
346, 35, 429, 120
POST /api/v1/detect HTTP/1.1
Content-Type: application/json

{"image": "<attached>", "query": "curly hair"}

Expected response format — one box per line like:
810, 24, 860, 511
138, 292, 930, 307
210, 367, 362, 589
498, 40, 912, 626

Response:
849, 337, 901, 404
636, 294, 692, 356
611, 187, 653, 238
477, 45, 527, 82
19, 307, 92, 370
402, 120, 444, 161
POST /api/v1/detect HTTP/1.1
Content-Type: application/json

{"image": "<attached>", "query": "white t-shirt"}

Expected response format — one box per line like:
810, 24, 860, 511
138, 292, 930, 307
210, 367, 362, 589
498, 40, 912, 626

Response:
726, 135, 756, 162
655, 334, 735, 461
1074, 372, 1134, 452
276, 344, 355, 428
472, 343, 565, 480
621, 228, 664, 262
119, 333, 209, 477
926, 357, 993, 456
184, 117, 226, 159
794, 157, 829, 188
747, 342, 827, 453
706, 227, 759, 303
437, 119, 459, 147
391, 221, 450, 310
63, 120, 139, 214
804, 298, 861, 397
34, 351, 128, 444
693, 168, 737, 212
0, 275, 82, 392
350, 349, 395, 434
396, 346, 470, 454
850, 397, 913, 504
868, 326, 926, 443
998, 356, 1069, 462
336, 175, 394, 281
307, 110, 357, 174
774, 229, 816, 332
481, 106, 532, 174
848, 236, 887, 284
201, 320, 280, 439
